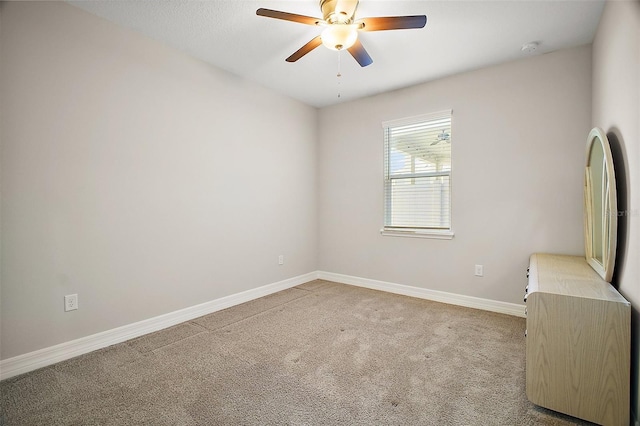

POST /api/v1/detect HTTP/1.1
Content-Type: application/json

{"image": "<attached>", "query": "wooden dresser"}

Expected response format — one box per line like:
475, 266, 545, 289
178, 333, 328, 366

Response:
525, 253, 630, 426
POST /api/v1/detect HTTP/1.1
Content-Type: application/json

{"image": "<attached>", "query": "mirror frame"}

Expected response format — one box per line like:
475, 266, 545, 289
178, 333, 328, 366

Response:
584, 127, 617, 282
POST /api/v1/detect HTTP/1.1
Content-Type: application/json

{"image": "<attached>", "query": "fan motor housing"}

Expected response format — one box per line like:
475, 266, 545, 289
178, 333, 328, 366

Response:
320, 0, 358, 23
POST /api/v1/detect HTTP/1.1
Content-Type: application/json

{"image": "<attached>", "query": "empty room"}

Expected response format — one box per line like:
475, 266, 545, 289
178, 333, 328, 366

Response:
1, 0, 638, 424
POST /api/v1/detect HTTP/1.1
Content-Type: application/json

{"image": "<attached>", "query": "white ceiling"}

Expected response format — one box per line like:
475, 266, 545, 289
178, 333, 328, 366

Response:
67, 0, 605, 108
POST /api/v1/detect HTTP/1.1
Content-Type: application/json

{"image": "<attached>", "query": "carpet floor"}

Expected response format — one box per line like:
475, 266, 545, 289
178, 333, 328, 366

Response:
1, 280, 593, 425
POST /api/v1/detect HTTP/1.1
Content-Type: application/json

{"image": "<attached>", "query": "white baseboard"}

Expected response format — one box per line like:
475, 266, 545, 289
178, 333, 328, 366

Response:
0, 272, 319, 381
1, 270, 525, 381
318, 271, 526, 318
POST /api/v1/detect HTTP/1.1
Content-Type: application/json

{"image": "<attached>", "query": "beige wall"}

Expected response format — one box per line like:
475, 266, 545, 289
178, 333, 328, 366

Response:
592, 0, 640, 422
318, 45, 592, 305
0, 2, 318, 359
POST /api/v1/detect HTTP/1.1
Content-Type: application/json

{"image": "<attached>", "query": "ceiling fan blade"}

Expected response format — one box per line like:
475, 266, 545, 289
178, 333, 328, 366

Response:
347, 39, 373, 67
358, 15, 427, 31
286, 36, 323, 62
256, 8, 321, 26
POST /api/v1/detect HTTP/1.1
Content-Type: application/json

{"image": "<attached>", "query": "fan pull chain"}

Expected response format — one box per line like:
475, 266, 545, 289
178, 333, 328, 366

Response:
337, 50, 342, 98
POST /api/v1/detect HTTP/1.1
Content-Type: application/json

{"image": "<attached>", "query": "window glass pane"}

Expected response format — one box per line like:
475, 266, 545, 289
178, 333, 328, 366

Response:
388, 124, 451, 177
388, 176, 451, 229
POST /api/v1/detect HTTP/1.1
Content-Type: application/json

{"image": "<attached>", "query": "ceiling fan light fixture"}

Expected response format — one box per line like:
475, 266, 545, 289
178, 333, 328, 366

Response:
321, 25, 358, 51
256, 2, 426, 66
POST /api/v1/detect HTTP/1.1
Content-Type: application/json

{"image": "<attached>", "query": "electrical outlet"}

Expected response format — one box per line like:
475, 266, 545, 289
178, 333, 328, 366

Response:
64, 294, 78, 312
278, 255, 284, 265
474, 265, 484, 277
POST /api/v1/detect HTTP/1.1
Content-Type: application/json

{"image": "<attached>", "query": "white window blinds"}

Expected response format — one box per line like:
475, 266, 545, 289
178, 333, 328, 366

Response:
383, 110, 452, 232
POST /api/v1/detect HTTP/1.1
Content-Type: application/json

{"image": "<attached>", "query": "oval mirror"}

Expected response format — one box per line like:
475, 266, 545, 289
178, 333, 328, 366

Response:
584, 127, 617, 282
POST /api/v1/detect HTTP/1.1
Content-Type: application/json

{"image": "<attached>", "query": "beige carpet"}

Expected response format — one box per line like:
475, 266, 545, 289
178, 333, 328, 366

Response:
1, 280, 592, 425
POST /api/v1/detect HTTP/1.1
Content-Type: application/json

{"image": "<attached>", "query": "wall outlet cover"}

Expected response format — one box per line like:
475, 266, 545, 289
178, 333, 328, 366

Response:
64, 294, 78, 312
474, 265, 484, 277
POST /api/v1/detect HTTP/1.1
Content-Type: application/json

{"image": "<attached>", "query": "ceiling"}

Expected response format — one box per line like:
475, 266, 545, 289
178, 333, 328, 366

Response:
67, 0, 605, 108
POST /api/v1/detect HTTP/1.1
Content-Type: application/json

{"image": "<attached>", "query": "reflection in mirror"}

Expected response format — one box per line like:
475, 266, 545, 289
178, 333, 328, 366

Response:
588, 141, 604, 265
584, 127, 617, 282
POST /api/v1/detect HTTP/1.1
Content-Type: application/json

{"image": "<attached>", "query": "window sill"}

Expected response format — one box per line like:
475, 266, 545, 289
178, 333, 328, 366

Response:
380, 228, 455, 240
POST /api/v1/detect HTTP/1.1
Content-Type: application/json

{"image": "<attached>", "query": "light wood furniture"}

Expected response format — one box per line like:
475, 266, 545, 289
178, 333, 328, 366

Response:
525, 253, 630, 426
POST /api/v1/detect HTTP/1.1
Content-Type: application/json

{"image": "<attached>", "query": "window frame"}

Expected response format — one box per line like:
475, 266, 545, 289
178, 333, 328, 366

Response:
380, 110, 454, 240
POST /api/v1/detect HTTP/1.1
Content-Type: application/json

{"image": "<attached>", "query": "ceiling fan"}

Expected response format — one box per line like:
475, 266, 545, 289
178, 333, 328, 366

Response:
430, 130, 451, 145
256, 0, 427, 67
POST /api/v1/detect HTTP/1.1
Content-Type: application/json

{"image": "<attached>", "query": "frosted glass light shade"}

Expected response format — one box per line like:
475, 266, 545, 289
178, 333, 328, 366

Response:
321, 25, 358, 51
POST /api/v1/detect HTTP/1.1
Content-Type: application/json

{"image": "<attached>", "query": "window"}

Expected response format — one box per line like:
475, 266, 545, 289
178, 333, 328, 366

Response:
382, 110, 453, 239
